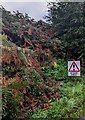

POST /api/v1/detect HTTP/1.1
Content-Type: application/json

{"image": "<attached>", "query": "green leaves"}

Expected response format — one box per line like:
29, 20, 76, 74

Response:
9, 80, 28, 90
42, 59, 67, 80
2, 88, 19, 119
47, 2, 85, 60
32, 80, 84, 119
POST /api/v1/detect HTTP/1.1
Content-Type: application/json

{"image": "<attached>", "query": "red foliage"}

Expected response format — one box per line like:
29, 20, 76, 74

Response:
27, 56, 40, 68
21, 38, 34, 48
2, 49, 22, 66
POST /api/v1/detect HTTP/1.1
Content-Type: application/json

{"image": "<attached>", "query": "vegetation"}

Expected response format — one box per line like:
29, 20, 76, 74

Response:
32, 81, 85, 119
46, 2, 85, 61
1, 1, 85, 120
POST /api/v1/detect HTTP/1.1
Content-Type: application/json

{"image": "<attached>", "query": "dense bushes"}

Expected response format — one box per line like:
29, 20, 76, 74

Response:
32, 81, 85, 119
2, 58, 85, 119
46, 2, 85, 60
1, 35, 84, 119
1, 2, 85, 119
41, 59, 67, 80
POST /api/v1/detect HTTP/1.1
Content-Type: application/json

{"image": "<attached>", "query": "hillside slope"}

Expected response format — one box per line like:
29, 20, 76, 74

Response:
1, 6, 85, 120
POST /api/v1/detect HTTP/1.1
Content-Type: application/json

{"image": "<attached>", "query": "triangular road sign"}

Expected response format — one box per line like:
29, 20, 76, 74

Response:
68, 61, 80, 72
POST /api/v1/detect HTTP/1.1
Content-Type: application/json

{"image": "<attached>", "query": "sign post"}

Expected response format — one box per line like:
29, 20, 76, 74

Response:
68, 61, 80, 76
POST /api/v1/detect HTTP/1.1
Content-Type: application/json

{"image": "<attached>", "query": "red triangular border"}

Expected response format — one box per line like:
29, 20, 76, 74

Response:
68, 61, 80, 72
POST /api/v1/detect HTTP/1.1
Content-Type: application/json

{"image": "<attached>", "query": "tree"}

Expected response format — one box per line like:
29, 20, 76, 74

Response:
46, 1, 85, 60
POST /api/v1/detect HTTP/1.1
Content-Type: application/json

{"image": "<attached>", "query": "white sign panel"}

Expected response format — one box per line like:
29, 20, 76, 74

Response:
68, 61, 80, 76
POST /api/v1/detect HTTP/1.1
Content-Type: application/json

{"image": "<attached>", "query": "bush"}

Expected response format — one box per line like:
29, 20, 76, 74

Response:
2, 88, 19, 120
41, 59, 67, 80
32, 81, 85, 119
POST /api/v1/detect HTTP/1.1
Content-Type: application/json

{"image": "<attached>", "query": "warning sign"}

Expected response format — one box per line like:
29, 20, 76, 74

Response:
68, 61, 80, 76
